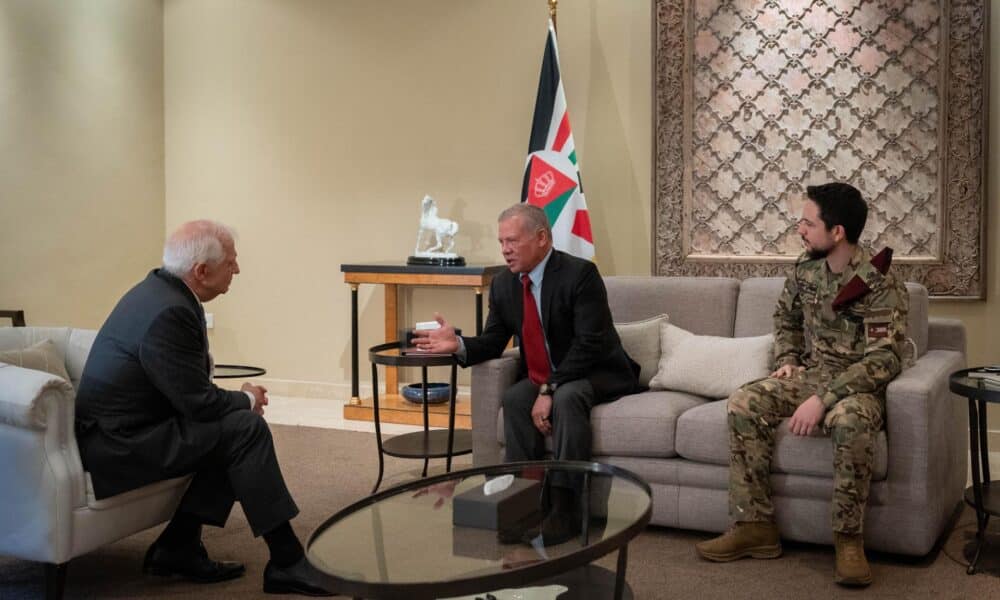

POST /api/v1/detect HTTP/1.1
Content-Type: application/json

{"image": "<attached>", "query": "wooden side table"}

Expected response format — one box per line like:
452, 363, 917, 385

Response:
950, 367, 1000, 574
0, 310, 25, 327
213, 364, 267, 379
341, 262, 505, 427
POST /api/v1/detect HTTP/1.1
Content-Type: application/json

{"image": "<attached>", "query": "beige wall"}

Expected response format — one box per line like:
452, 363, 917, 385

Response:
927, 5, 1000, 371
163, 0, 652, 388
3, 1, 996, 407
0, 0, 164, 328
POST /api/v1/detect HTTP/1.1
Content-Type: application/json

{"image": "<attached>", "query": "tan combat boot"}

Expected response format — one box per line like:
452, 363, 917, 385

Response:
834, 532, 872, 586
695, 521, 782, 562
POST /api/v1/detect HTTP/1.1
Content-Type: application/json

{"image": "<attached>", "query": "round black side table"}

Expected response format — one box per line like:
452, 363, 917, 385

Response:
369, 341, 472, 493
213, 364, 267, 379
950, 367, 1000, 574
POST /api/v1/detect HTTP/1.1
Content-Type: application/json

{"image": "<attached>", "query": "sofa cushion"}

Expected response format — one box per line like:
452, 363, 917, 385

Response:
734, 278, 784, 337
0, 339, 71, 381
497, 390, 706, 459
0, 327, 72, 354
674, 399, 888, 481
605, 276, 739, 336
591, 391, 705, 458
649, 323, 773, 399
85, 472, 191, 510
614, 314, 668, 387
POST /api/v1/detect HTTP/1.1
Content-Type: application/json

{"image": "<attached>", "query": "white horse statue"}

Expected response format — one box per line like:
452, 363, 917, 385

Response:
413, 195, 459, 256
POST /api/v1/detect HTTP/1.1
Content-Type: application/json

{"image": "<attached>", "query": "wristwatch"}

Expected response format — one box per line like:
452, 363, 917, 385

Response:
539, 383, 558, 396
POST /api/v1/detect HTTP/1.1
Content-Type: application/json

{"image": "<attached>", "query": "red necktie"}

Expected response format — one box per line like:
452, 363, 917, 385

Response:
521, 274, 551, 385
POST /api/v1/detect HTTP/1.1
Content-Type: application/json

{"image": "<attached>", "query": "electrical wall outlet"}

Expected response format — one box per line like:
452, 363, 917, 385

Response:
205, 312, 214, 329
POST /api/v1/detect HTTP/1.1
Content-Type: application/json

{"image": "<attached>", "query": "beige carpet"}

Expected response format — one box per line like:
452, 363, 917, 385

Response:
1, 424, 998, 599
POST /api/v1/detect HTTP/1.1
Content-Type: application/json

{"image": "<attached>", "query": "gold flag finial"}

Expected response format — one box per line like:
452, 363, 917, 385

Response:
548, 0, 558, 32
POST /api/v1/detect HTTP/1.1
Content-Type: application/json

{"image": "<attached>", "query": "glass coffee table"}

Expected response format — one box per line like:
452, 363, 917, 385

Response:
306, 460, 651, 599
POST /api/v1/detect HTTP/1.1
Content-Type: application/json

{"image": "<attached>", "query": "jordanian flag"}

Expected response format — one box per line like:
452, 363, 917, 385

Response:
521, 19, 594, 260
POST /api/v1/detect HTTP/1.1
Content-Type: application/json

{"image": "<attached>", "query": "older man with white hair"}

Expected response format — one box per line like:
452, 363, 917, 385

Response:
75, 220, 333, 596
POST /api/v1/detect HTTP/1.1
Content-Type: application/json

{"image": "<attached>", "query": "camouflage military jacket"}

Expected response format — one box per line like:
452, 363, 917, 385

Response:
773, 247, 908, 408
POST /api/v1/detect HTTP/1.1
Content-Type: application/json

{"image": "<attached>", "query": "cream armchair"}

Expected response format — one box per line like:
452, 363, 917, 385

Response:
0, 327, 191, 600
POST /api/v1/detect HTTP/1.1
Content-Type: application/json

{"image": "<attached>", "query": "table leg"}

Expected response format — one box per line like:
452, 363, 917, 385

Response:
614, 545, 628, 600
372, 363, 385, 495
979, 397, 992, 533
350, 285, 360, 404
372, 504, 388, 582
979, 397, 991, 483
967, 397, 985, 574
474, 287, 484, 335
446, 362, 457, 472
384, 284, 399, 396
580, 471, 591, 546
422, 365, 429, 478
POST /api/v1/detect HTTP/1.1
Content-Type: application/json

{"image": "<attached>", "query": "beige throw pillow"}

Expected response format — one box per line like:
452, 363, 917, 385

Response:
614, 314, 668, 387
648, 322, 773, 398
0, 339, 71, 381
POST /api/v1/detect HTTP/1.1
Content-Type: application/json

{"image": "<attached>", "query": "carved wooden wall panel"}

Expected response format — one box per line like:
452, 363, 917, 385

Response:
653, 0, 987, 298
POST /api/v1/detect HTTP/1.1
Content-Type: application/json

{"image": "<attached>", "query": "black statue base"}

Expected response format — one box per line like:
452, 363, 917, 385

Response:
407, 255, 467, 267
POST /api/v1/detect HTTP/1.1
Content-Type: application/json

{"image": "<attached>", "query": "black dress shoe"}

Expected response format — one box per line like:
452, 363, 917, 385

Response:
263, 556, 335, 596
143, 541, 246, 583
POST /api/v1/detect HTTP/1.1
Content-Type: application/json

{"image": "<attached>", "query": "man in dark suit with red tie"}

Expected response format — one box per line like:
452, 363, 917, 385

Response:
413, 203, 639, 544
75, 220, 332, 596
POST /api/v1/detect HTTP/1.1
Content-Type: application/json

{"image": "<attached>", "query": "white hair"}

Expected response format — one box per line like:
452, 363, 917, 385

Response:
498, 203, 551, 235
162, 220, 237, 277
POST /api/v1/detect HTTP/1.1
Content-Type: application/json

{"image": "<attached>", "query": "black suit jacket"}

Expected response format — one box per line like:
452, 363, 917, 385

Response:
462, 250, 638, 400
75, 269, 250, 498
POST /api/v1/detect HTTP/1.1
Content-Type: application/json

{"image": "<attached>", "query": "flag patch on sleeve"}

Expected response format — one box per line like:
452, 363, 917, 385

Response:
866, 322, 889, 340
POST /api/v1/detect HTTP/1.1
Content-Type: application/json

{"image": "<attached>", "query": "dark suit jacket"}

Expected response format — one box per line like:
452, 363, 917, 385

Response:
462, 250, 638, 400
75, 269, 250, 498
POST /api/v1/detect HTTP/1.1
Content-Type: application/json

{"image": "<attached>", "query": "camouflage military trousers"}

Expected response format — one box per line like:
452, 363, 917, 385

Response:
727, 369, 884, 535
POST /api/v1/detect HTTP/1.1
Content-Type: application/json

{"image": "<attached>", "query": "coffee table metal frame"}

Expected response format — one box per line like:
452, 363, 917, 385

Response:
950, 367, 1000, 574
306, 460, 652, 599
369, 341, 471, 493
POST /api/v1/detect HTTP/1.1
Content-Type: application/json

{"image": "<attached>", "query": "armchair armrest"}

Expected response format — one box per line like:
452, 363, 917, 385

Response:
0, 363, 74, 429
470, 350, 519, 467
0, 363, 89, 562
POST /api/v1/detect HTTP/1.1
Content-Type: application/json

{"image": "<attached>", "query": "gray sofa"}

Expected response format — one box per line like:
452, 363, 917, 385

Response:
470, 276, 968, 556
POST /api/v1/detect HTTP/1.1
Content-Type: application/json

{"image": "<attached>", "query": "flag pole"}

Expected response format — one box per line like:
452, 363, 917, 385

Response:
548, 0, 558, 33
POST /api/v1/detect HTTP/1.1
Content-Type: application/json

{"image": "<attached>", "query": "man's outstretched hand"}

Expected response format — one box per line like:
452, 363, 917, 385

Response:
411, 313, 460, 354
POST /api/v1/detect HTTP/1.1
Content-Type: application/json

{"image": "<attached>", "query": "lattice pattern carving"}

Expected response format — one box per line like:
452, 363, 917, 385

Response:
654, 0, 987, 298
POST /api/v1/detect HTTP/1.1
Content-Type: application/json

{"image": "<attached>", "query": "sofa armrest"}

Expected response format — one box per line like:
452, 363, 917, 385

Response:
0, 363, 88, 562
926, 317, 966, 353
470, 351, 519, 467
881, 349, 967, 550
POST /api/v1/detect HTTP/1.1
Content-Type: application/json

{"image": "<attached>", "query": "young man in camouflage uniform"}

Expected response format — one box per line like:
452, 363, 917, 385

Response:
695, 183, 908, 587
